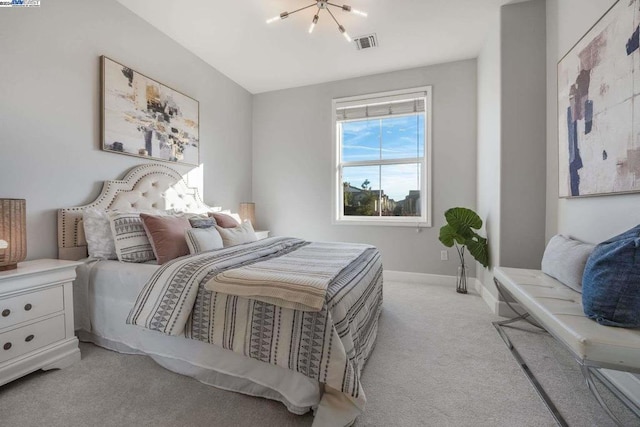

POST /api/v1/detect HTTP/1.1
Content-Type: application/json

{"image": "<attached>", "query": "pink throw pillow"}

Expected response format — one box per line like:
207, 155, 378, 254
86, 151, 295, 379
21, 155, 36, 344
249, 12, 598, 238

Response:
140, 213, 192, 264
209, 212, 241, 228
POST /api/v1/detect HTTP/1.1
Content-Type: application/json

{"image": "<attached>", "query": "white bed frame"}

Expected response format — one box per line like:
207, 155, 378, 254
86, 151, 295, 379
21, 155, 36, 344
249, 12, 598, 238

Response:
58, 163, 213, 260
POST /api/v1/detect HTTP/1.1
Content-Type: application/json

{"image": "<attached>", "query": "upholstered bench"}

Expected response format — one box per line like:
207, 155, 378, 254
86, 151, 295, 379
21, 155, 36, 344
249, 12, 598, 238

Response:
493, 266, 640, 427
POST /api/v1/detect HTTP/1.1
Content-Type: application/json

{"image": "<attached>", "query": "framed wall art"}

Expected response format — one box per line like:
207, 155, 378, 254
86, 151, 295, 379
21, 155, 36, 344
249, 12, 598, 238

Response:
101, 56, 200, 166
558, 0, 640, 198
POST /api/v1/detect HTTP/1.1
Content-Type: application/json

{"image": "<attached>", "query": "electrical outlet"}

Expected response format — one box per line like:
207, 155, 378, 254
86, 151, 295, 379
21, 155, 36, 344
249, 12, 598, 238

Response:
440, 250, 448, 261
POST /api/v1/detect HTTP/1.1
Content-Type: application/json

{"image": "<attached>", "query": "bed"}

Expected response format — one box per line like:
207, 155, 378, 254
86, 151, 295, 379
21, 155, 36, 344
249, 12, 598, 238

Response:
57, 163, 383, 427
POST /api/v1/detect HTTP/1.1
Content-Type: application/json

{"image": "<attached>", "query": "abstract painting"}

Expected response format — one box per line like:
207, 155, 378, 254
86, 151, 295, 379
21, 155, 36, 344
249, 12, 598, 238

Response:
102, 56, 199, 166
558, 0, 640, 197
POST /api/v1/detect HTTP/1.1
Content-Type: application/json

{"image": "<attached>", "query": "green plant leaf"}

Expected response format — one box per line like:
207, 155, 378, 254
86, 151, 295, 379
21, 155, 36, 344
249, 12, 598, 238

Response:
466, 236, 489, 268
444, 207, 483, 235
438, 224, 457, 247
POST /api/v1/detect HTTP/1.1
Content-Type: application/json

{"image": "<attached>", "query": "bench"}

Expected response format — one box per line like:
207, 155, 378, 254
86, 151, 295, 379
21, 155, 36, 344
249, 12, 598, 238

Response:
493, 266, 640, 426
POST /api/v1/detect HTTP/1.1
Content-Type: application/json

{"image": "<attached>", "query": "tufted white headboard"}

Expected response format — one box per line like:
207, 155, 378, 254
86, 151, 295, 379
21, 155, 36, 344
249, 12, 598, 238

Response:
58, 163, 216, 260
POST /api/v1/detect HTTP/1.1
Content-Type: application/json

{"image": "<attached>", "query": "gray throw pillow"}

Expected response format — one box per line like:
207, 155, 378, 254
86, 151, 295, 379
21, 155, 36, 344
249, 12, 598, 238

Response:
541, 234, 595, 293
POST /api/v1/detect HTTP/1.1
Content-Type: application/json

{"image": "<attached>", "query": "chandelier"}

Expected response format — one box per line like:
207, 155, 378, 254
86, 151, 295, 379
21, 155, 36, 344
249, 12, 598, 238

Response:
266, 1, 367, 42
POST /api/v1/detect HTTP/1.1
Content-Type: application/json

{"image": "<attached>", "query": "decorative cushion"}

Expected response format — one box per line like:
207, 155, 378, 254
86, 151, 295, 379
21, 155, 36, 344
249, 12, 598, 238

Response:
140, 213, 192, 264
108, 212, 156, 263
582, 225, 640, 328
83, 208, 117, 260
215, 221, 258, 247
541, 234, 595, 293
189, 215, 217, 229
185, 228, 224, 254
209, 212, 241, 228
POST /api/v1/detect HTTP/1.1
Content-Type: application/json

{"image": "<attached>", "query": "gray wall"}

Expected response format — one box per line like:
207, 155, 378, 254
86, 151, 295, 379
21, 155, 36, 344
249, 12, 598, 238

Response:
252, 60, 478, 275
546, 0, 640, 243
500, 0, 547, 268
0, 0, 253, 260
476, 0, 547, 301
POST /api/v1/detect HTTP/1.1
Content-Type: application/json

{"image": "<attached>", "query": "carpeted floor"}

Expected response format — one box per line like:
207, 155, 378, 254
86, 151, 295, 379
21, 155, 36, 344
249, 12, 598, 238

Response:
0, 281, 637, 426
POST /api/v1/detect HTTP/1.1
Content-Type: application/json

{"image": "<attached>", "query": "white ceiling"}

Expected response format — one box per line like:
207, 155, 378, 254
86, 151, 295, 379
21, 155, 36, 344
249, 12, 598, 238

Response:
117, 0, 507, 94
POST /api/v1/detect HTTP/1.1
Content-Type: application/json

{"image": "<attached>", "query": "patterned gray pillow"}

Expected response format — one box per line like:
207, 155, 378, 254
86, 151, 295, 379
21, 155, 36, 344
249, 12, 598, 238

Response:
188, 215, 217, 229
108, 211, 156, 263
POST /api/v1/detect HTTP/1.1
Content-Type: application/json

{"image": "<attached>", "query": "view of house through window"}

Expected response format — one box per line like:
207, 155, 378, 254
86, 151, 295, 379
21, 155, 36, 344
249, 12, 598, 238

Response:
334, 87, 431, 225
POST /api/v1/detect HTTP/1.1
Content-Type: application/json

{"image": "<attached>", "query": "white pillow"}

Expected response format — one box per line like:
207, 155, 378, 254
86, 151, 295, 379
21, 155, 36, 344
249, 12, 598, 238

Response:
185, 228, 224, 254
83, 208, 117, 260
215, 221, 258, 247
541, 234, 595, 293
108, 211, 156, 263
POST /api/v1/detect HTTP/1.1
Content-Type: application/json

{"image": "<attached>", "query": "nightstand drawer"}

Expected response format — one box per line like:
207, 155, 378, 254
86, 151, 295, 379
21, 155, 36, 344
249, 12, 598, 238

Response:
0, 314, 66, 364
0, 286, 64, 330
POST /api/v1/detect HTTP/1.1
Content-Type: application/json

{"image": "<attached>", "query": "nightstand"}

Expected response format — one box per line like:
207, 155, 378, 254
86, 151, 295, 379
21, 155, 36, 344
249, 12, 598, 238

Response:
255, 230, 270, 240
0, 259, 82, 386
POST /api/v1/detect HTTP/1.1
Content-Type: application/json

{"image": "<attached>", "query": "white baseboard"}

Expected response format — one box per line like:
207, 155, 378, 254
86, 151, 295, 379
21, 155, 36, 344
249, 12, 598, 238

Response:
472, 277, 523, 317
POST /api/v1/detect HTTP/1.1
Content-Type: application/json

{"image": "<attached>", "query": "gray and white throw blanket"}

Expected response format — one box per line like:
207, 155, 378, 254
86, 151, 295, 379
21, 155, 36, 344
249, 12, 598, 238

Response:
127, 237, 383, 427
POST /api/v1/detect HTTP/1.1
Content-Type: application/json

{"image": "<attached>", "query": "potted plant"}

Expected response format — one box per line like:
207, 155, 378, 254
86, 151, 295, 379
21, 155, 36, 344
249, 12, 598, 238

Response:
439, 207, 489, 293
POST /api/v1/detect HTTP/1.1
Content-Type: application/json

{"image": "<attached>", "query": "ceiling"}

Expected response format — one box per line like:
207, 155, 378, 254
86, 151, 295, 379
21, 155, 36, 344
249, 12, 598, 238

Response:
117, 0, 507, 94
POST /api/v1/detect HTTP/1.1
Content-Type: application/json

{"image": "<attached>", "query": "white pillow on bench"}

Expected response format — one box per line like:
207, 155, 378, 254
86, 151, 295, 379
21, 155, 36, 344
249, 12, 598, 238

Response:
541, 235, 595, 293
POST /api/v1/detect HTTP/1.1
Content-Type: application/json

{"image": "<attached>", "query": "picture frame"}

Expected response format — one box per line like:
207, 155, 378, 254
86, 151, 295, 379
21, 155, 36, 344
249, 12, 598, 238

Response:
557, 0, 640, 198
101, 56, 200, 166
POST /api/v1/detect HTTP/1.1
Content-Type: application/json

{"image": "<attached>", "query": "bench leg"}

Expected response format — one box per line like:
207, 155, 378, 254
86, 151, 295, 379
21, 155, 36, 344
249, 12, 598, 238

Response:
580, 365, 625, 427
492, 319, 569, 427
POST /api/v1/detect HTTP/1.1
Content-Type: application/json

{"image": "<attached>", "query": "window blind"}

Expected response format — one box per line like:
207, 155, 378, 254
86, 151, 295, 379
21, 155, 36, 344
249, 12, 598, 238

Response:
335, 92, 426, 122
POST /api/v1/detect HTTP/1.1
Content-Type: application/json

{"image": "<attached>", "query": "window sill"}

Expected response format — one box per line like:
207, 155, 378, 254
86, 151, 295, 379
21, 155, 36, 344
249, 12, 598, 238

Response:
333, 219, 431, 227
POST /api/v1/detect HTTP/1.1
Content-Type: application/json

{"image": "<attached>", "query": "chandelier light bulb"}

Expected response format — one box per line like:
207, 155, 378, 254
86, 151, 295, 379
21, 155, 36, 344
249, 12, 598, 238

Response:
338, 25, 351, 42
309, 14, 319, 33
267, 12, 289, 24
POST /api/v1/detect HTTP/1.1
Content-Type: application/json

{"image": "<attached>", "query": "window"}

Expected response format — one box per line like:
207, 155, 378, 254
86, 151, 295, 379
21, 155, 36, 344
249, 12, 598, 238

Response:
332, 86, 432, 226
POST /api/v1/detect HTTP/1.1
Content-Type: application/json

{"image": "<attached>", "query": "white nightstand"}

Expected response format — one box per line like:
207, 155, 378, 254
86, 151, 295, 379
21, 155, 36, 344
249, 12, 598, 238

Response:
0, 259, 82, 386
255, 230, 270, 240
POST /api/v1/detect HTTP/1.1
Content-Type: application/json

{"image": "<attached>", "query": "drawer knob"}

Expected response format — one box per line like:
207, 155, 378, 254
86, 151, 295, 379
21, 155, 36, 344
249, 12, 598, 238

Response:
3, 342, 11, 351
25, 335, 34, 342
1, 309, 9, 317
24, 303, 32, 311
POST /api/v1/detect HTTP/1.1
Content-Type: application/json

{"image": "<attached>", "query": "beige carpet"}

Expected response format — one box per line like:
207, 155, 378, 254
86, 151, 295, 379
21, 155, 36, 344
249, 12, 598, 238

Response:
0, 281, 637, 426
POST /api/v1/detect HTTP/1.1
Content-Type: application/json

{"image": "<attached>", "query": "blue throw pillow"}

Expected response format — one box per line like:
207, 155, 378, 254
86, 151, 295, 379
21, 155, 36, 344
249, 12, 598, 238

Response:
582, 225, 640, 328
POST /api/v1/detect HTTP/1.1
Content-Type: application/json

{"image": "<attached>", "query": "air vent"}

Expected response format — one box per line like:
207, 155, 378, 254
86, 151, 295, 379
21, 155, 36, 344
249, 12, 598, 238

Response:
354, 33, 378, 50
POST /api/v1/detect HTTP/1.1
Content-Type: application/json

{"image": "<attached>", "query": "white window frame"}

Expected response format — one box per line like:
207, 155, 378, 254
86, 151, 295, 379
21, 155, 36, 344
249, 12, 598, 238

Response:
332, 86, 433, 227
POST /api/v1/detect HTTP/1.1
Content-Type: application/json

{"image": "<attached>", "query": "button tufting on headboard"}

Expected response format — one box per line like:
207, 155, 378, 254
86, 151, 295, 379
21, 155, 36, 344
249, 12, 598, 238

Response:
57, 163, 213, 260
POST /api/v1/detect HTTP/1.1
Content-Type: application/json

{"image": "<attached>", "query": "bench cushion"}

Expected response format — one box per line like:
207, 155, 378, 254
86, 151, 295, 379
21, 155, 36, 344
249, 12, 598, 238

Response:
494, 267, 640, 371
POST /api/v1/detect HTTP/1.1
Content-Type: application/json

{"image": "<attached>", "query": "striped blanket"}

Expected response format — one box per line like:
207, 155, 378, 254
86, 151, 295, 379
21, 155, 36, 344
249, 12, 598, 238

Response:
127, 237, 383, 426
207, 242, 372, 312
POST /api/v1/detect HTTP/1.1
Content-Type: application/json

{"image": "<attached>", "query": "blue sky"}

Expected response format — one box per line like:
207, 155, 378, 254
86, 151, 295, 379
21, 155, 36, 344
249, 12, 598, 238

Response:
342, 115, 424, 201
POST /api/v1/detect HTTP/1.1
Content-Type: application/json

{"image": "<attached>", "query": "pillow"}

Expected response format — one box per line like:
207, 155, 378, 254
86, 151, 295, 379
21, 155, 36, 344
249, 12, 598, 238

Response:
140, 213, 192, 264
83, 208, 117, 260
108, 211, 156, 263
209, 212, 241, 228
185, 228, 224, 254
189, 215, 217, 229
215, 221, 258, 247
582, 225, 640, 328
541, 235, 595, 293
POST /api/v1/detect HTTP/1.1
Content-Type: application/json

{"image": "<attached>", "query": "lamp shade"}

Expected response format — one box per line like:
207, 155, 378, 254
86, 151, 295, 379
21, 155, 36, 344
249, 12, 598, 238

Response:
0, 199, 27, 271
239, 202, 256, 228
